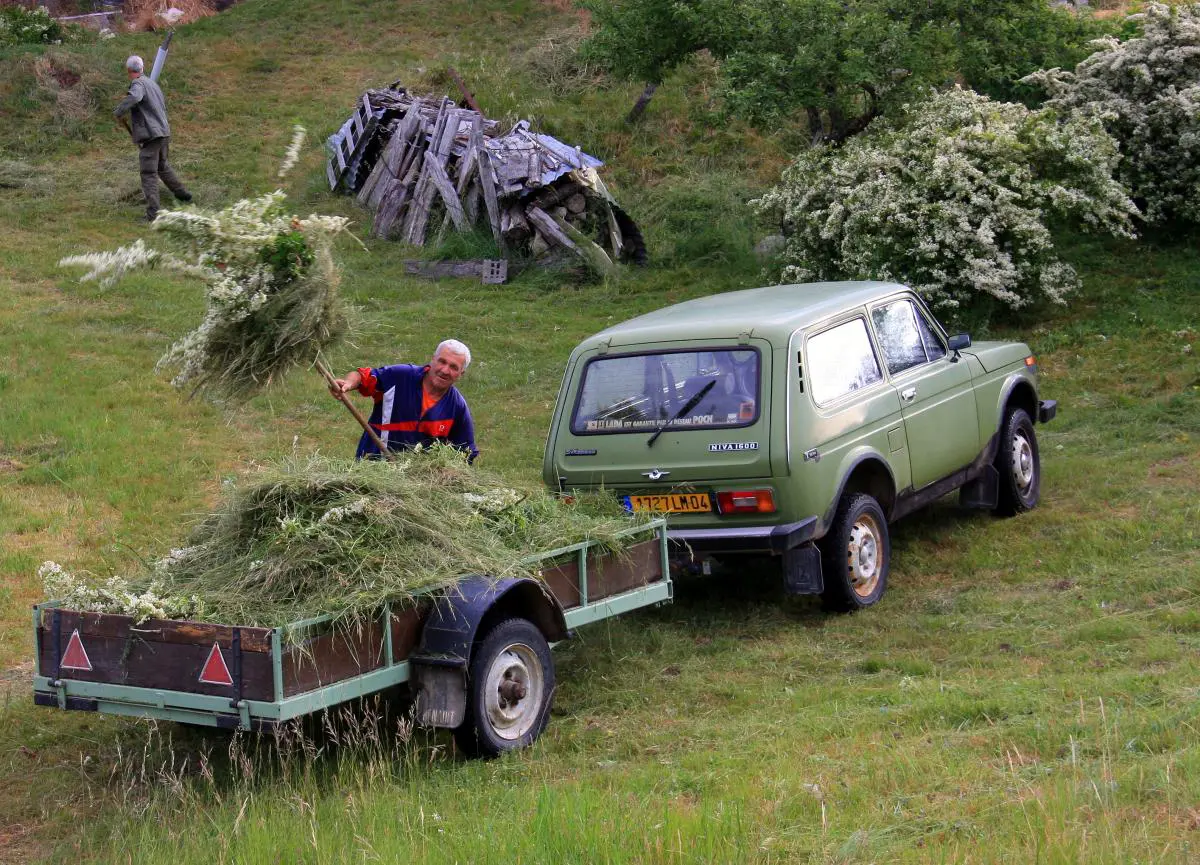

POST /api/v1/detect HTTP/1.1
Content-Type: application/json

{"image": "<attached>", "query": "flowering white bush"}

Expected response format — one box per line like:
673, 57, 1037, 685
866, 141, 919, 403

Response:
149, 190, 351, 396
1024, 3, 1200, 227
39, 561, 206, 623
60, 128, 354, 401
755, 87, 1138, 312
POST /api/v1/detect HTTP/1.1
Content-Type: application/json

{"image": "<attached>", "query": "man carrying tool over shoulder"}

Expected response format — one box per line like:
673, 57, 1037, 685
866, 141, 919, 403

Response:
113, 55, 192, 222
330, 339, 479, 462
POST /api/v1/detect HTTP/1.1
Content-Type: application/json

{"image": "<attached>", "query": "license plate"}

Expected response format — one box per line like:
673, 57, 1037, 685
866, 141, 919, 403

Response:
623, 493, 712, 513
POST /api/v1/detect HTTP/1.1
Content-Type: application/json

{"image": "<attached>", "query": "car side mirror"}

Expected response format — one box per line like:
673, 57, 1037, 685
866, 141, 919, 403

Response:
947, 333, 971, 361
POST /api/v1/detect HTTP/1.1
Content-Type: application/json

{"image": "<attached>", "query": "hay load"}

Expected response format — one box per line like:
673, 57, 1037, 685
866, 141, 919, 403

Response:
41, 446, 648, 629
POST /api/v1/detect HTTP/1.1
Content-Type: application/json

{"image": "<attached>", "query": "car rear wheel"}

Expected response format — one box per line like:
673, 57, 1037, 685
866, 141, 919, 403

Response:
820, 493, 890, 611
454, 618, 555, 758
993, 407, 1040, 516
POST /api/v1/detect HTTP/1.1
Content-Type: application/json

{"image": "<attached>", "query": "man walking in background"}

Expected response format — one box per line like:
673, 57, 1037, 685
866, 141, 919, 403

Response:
113, 55, 192, 222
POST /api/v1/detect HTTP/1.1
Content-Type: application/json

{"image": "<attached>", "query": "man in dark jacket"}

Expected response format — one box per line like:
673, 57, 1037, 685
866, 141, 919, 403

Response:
330, 340, 479, 462
113, 55, 192, 222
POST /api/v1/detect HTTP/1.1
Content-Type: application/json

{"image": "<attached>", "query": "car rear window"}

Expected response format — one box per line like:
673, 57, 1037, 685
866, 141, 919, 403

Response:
572, 349, 760, 434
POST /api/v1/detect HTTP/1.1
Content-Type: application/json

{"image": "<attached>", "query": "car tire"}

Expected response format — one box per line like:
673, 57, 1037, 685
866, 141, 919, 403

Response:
454, 618, 555, 758
993, 407, 1040, 516
819, 492, 890, 612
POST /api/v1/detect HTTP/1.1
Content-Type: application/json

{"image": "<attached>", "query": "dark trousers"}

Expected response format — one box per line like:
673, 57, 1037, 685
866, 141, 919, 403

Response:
138, 136, 188, 217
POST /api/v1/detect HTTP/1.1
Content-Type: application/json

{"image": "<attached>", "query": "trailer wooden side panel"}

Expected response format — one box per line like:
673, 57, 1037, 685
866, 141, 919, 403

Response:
280, 604, 426, 697
541, 537, 662, 609
37, 611, 276, 700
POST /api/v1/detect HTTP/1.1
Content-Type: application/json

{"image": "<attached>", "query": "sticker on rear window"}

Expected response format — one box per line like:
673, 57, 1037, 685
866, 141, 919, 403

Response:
709, 442, 759, 452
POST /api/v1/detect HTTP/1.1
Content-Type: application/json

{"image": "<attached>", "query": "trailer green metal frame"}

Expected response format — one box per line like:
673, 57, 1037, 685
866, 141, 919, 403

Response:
33, 520, 671, 730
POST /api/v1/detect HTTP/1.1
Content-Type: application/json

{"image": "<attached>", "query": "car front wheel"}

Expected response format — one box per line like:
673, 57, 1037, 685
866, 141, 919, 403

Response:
994, 407, 1040, 516
820, 492, 890, 611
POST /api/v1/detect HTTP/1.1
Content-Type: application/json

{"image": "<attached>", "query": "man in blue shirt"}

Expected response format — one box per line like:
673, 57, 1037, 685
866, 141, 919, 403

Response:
330, 340, 479, 462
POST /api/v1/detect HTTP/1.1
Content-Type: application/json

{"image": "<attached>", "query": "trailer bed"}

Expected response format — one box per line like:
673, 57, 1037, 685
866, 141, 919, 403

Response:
32, 520, 670, 732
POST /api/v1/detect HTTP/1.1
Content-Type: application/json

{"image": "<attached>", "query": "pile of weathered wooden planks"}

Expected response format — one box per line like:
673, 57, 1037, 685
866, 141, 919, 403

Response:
327, 87, 645, 270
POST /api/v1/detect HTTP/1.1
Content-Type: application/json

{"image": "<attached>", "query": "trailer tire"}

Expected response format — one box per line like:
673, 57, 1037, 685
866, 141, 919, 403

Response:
454, 617, 555, 758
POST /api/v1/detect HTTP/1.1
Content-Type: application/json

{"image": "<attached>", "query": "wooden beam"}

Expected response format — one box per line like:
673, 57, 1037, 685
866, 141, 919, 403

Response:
425, 151, 468, 231
446, 66, 483, 115
356, 156, 390, 209
476, 133, 505, 252
525, 205, 578, 252
383, 107, 421, 176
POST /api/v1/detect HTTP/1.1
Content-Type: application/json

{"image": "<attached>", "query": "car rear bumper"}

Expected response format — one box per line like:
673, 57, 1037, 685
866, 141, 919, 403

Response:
1038, 399, 1057, 423
669, 516, 819, 555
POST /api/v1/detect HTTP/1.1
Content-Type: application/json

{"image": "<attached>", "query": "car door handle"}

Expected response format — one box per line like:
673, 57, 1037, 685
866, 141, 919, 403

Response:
900, 387, 917, 402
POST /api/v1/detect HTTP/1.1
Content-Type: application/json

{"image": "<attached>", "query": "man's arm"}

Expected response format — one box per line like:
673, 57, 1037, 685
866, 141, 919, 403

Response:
113, 80, 142, 120
452, 400, 479, 463
330, 368, 364, 397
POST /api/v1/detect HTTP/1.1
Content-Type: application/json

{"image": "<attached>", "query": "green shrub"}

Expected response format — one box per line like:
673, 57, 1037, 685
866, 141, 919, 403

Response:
580, 0, 1106, 140
0, 5, 87, 46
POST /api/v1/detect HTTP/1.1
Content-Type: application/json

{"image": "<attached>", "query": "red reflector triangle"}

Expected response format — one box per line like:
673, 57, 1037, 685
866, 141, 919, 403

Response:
61, 629, 93, 672
199, 642, 234, 686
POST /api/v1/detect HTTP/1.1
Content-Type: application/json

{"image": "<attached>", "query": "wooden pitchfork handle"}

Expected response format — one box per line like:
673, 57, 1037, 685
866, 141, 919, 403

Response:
314, 358, 395, 461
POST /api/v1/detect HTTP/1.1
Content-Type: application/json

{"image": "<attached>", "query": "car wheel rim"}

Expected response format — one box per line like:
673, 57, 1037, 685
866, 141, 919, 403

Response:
846, 514, 882, 598
483, 642, 544, 741
1011, 431, 1035, 493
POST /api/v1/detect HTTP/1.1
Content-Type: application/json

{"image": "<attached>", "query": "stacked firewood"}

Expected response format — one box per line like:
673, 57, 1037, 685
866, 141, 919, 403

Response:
327, 87, 645, 271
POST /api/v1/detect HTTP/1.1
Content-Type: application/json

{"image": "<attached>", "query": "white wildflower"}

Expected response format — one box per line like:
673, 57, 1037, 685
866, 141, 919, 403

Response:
39, 564, 199, 623
461, 488, 525, 513
318, 496, 370, 524
278, 125, 306, 178
59, 239, 160, 288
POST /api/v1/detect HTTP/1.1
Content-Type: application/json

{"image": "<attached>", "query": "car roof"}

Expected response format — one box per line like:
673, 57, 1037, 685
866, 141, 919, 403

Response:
585, 281, 909, 349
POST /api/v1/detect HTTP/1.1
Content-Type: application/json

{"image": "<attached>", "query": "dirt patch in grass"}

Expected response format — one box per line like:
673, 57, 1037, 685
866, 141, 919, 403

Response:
0, 662, 33, 701
1147, 450, 1199, 484
0, 821, 46, 865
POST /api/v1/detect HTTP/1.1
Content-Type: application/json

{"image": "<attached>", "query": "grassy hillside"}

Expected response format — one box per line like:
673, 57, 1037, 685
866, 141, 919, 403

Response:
1, 1, 1198, 862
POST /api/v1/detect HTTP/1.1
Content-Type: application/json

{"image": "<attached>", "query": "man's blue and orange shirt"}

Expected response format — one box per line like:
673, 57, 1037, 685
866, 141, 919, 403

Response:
354, 363, 478, 461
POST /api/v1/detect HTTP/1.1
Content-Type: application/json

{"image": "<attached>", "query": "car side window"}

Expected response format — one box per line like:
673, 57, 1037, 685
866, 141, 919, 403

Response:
871, 298, 944, 375
806, 318, 883, 405
914, 306, 947, 362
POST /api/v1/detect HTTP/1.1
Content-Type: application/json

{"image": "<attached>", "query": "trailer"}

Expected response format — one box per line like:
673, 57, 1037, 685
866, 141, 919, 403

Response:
32, 520, 669, 757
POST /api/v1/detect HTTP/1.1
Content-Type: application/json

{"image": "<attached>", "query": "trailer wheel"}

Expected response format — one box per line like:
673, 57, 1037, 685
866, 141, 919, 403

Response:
454, 618, 555, 758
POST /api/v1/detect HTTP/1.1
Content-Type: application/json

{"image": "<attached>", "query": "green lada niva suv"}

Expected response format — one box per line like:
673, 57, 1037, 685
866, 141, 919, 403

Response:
543, 281, 1056, 611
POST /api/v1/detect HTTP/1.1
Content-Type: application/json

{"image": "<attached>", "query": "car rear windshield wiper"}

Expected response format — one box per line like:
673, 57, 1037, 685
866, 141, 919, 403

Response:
647, 379, 715, 448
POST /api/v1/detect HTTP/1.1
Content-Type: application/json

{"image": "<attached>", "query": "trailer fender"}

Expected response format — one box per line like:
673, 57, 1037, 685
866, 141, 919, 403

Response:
410, 577, 567, 729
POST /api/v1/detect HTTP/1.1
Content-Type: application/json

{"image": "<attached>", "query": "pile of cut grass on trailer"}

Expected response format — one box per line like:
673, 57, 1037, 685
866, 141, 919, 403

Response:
46, 445, 648, 628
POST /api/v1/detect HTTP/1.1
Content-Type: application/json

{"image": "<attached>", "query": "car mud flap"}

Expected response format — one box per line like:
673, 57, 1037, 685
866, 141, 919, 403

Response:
959, 464, 999, 509
413, 662, 468, 729
783, 543, 823, 595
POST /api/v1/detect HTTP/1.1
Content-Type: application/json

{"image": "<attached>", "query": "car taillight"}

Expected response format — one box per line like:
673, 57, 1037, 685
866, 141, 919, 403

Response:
1025, 355, 1037, 367
716, 489, 776, 514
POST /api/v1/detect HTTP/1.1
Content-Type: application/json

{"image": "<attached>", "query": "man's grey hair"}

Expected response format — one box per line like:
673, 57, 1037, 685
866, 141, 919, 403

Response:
435, 339, 472, 369
125, 55, 144, 73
